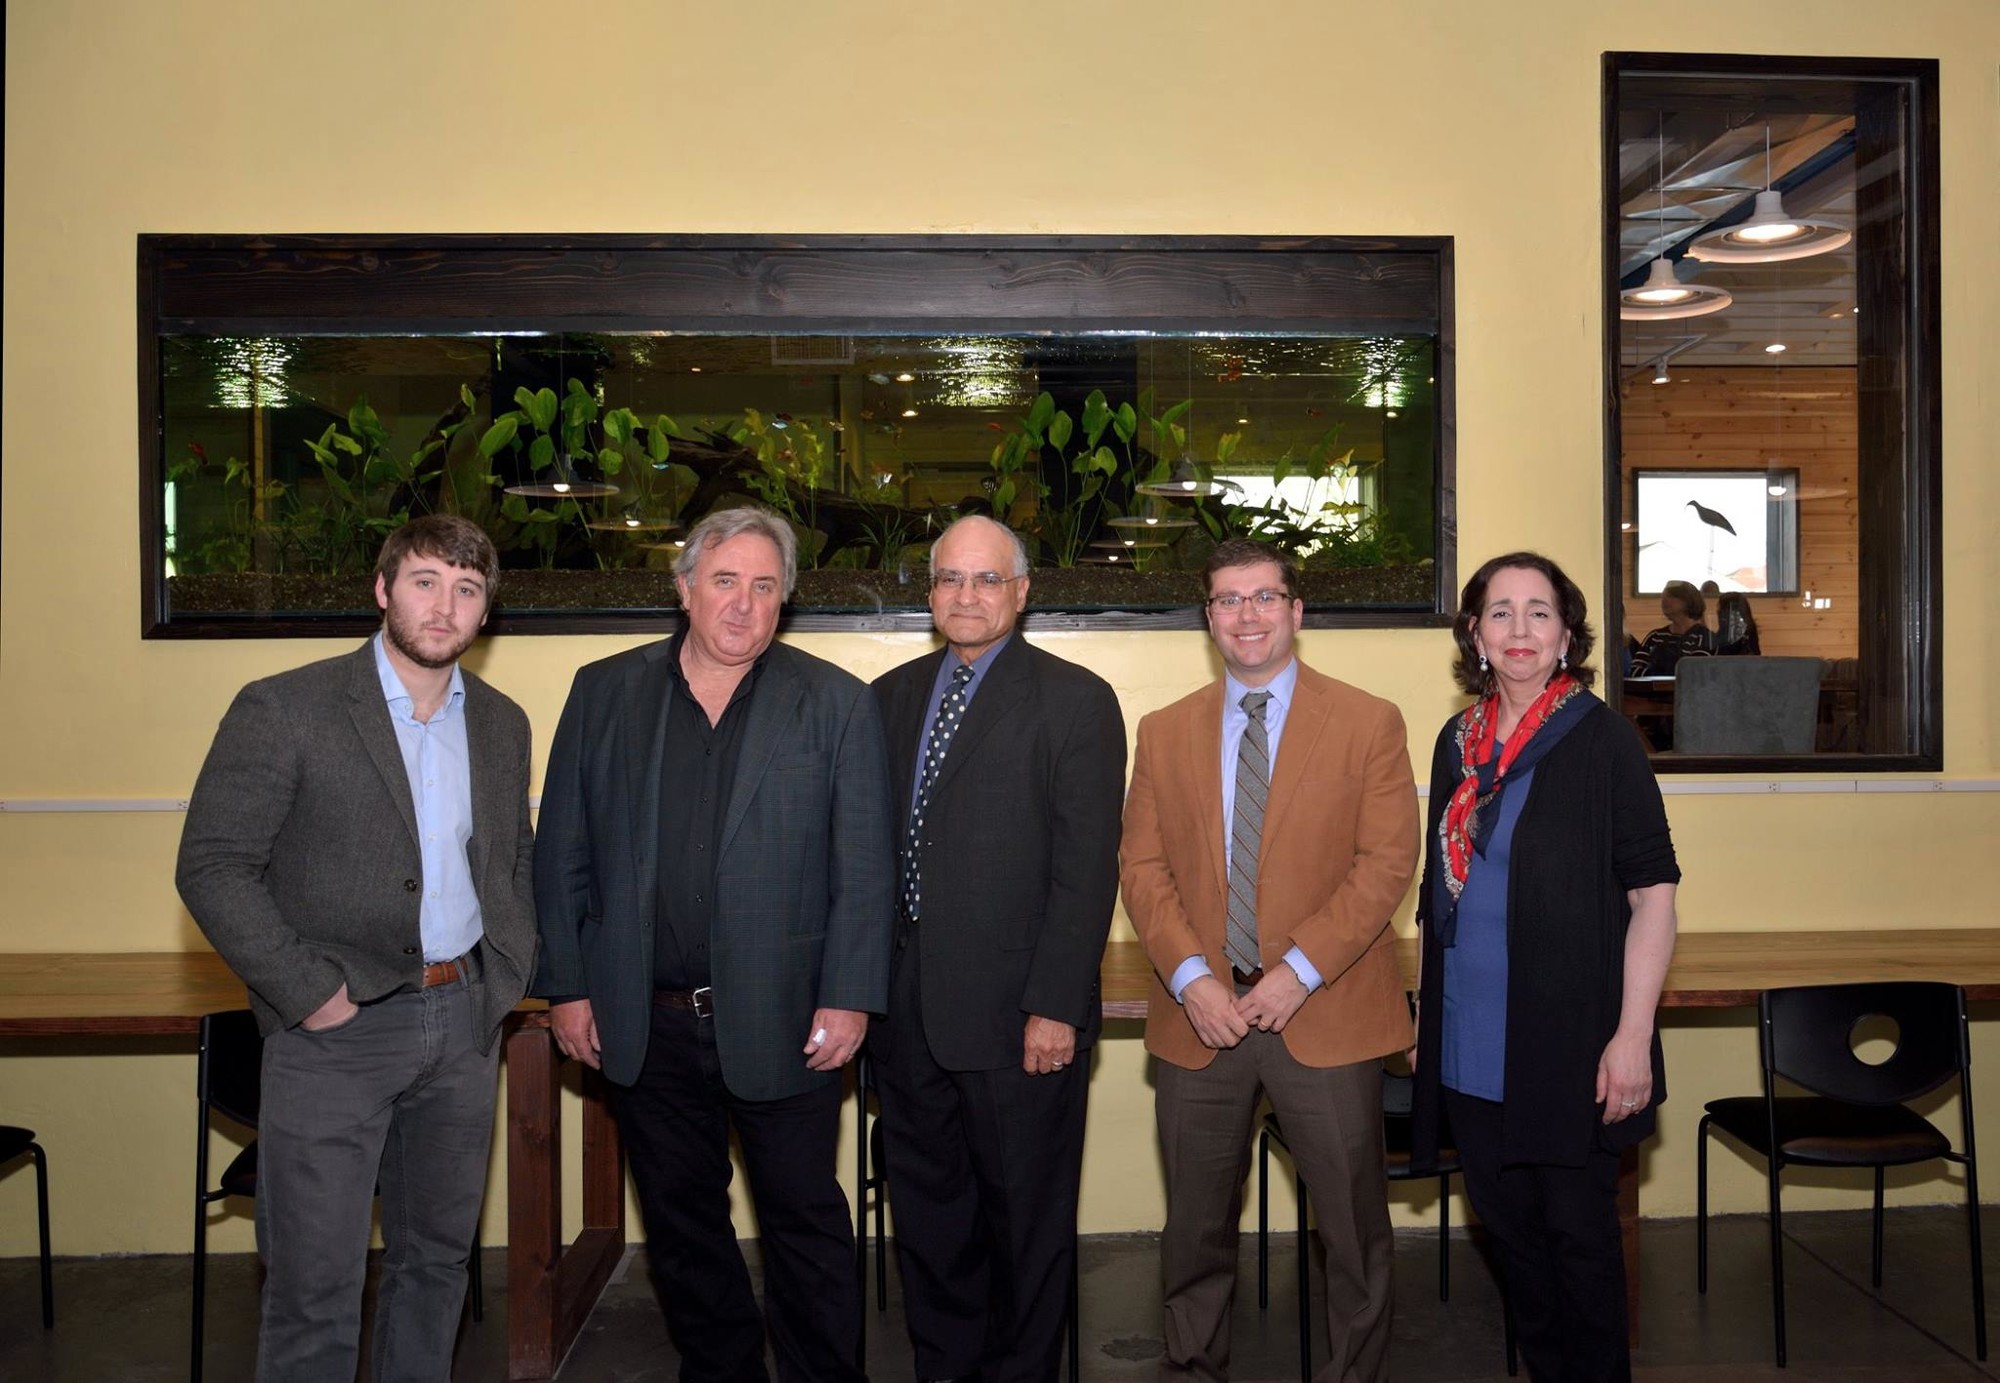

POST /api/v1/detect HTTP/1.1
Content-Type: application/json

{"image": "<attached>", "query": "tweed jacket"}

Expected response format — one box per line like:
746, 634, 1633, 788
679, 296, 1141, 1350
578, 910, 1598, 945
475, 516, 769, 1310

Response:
1122, 659, 1420, 1071
176, 639, 538, 1047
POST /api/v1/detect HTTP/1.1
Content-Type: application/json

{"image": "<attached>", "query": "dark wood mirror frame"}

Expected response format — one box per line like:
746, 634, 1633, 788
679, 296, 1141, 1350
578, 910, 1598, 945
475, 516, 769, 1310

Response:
138, 234, 1457, 640
1601, 53, 1942, 773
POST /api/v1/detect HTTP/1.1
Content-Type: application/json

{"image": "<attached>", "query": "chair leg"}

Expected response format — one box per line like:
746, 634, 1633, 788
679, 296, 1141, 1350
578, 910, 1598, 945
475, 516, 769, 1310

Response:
1965, 1153, 1987, 1361
853, 1079, 871, 1370
468, 1229, 483, 1324
1767, 1156, 1788, 1368
1295, 1163, 1310, 1383
1257, 1129, 1271, 1309
1436, 1170, 1451, 1302
1696, 1114, 1711, 1294
871, 1119, 888, 1312
30, 1143, 52, 1329
192, 1195, 208, 1383
1871, 1165, 1885, 1289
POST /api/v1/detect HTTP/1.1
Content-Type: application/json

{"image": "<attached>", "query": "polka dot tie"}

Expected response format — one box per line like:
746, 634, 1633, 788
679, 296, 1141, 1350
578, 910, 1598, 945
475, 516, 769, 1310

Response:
901, 663, 975, 921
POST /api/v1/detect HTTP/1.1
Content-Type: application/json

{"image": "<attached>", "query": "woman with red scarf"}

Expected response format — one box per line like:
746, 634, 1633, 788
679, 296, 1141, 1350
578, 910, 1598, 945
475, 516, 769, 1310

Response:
1410, 552, 1680, 1383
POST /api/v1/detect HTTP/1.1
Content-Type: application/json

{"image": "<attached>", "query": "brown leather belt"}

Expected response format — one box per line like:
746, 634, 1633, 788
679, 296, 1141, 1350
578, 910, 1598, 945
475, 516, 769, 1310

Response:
421, 958, 464, 988
1231, 965, 1265, 987
654, 987, 716, 1018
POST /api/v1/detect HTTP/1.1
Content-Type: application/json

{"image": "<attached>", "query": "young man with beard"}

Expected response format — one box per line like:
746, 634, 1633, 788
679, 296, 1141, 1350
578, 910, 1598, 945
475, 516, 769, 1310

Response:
178, 514, 537, 1383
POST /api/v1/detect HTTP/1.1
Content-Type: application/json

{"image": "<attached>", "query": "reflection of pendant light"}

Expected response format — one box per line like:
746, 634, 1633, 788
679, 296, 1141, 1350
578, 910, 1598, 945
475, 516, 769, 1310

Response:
1622, 124, 1733, 321
1108, 512, 1197, 532
1135, 455, 1239, 499
1687, 126, 1849, 264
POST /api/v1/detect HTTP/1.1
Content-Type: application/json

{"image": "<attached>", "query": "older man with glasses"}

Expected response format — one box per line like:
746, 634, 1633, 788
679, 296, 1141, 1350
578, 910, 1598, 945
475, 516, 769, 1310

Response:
870, 515, 1127, 1383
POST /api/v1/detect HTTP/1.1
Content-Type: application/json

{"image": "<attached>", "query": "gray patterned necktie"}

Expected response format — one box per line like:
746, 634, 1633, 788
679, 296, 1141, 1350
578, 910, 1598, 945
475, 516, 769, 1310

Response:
901, 663, 975, 921
1225, 690, 1272, 974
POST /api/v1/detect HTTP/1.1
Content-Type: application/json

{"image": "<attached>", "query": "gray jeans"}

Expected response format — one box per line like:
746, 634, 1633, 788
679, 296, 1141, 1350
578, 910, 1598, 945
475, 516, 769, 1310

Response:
255, 980, 497, 1383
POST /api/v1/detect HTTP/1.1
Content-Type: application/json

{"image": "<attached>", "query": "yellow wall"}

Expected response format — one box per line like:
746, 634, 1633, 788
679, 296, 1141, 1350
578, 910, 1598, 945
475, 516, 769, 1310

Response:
3, 0, 1997, 1258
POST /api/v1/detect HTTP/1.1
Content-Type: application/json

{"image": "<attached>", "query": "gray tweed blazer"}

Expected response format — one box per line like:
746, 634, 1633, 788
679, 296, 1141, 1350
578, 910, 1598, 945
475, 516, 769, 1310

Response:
176, 639, 537, 1047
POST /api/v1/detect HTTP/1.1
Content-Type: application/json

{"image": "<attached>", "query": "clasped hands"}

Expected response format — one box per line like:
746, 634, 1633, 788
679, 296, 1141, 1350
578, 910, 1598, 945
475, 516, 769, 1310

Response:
1183, 967, 1308, 1049
547, 998, 869, 1073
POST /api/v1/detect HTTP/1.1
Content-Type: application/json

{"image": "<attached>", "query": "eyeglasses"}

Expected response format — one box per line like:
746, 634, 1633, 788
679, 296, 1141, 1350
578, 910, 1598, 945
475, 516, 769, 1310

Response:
932, 570, 1023, 591
1206, 589, 1294, 612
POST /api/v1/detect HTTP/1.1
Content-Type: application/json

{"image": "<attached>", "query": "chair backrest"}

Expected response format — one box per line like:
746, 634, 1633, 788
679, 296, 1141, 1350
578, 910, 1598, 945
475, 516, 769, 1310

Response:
1381, 1069, 1415, 1119
1760, 982, 1967, 1106
197, 1009, 264, 1129
1673, 656, 1822, 753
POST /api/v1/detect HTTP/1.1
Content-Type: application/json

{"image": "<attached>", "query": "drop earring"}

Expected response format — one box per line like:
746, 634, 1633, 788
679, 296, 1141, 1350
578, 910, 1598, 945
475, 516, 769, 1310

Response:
1478, 652, 1490, 673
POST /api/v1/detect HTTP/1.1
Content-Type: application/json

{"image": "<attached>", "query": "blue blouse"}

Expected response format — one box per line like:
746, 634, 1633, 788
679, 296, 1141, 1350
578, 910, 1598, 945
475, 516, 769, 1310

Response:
1439, 762, 1534, 1101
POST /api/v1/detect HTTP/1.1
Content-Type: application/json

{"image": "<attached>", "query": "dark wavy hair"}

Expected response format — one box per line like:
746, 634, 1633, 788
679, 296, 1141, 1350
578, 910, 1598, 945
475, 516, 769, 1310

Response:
375, 514, 500, 598
1450, 551, 1597, 695
1202, 538, 1299, 599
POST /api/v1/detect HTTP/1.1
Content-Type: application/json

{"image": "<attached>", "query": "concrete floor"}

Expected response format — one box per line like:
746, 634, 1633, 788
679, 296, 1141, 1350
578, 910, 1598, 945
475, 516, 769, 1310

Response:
0, 1208, 1992, 1380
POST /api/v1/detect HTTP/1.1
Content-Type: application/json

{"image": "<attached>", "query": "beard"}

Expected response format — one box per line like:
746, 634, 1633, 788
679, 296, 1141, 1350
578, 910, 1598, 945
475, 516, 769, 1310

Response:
383, 604, 478, 670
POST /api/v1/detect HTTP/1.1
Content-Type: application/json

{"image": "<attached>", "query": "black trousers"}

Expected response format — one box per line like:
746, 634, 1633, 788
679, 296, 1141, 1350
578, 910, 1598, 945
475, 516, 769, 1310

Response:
1443, 1087, 1630, 1383
613, 1001, 863, 1383
874, 949, 1088, 1383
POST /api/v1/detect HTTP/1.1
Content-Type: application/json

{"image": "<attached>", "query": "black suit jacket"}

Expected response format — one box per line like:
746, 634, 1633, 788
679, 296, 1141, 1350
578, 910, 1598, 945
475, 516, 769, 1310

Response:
177, 640, 538, 1047
532, 638, 896, 1099
873, 635, 1126, 1071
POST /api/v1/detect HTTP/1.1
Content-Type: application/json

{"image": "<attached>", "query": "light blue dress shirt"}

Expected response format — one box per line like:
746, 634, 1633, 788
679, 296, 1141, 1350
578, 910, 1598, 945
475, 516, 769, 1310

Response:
908, 634, 1011, 810
1169, 657, 1323, 1000
373, 633, 483, 963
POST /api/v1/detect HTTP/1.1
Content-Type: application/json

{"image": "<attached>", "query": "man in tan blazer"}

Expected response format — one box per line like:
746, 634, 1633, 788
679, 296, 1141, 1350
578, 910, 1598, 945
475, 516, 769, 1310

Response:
1122, 538, 1419, 1383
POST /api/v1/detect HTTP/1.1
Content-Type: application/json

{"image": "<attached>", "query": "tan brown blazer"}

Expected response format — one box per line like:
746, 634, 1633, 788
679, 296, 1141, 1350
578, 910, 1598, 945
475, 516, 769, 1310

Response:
1121, 659, 1420, 1071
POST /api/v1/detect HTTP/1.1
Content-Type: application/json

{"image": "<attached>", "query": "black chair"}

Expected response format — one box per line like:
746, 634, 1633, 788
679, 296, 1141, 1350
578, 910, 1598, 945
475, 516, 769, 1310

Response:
1259, 1083, 1517, 1382
853, 1047, 1081, 1382
192, 1009, 484, 1383
0, 1124, 53, 1329
1697, 981, 1986, 1367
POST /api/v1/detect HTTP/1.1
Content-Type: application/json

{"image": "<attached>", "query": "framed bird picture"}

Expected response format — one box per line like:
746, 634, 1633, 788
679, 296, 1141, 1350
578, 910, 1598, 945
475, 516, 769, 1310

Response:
1631, 468, 1800, 595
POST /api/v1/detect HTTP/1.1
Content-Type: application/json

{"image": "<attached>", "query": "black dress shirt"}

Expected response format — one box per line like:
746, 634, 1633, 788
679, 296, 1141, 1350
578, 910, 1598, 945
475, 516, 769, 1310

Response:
654, 630, 765, 991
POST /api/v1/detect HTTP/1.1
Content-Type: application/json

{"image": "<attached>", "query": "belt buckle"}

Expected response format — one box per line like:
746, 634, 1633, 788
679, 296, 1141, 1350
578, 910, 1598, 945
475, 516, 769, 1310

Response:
691, 987, 714, 1019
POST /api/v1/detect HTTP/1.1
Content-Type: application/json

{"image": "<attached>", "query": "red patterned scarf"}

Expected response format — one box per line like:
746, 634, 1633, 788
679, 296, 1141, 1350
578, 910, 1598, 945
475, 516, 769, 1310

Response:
1438, 672, 1587, 909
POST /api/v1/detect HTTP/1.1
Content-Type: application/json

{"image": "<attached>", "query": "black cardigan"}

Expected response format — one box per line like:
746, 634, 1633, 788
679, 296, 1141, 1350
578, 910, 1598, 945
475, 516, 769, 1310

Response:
1411, 699, 1681, 1170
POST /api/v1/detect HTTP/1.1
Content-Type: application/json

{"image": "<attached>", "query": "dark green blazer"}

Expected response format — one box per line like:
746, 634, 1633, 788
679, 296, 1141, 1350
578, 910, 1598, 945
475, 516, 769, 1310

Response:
176, 639, 538, 1047
532, 638, 896, 1099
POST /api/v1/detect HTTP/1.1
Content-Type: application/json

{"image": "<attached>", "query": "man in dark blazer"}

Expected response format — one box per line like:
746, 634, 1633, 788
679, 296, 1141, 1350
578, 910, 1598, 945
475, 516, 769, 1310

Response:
177, 515, 537, 1383
533, 506, 895, 1383
871, 515, 1127, 1383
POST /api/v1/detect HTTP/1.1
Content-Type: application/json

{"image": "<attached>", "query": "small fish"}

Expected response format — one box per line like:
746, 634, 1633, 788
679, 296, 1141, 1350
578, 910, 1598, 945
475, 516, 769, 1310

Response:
860, 409, 877, 421
1305, 407, 1324, 419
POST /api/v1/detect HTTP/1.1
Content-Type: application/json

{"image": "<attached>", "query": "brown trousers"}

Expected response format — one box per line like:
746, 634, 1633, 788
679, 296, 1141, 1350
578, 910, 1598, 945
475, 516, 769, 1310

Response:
1155, 1032, 1391, 1383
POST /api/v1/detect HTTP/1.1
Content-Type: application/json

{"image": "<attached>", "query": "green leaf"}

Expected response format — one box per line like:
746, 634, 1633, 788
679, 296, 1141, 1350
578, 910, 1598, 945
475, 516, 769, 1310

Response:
526, 508, 557, 524
477, 416, 520, 457
1272, 453, 1294, 486
647, 426, 670, 463
1160, 398, 1193, 427
460, 383, 477, 409
1113, 402, 1137, 445
330, 432, 364, 456
501, 493, 530, 522
603, 408, 635, 444
562, 390, 595, 430
1215, 431, 1241, 465
598, 447, 625, 475
1026, 392, 1055, 437
529, 387, 559, 432
995, 479, 1017, 513
1080, 390, 1111, 445
410, 438, 443, 468
1047, 409, 1073, 452
513, 385, 538, 413
528, 434, 555, 471
566, 376, 589, 397
224, 457, 247, 486
1093, 445, 1118, 475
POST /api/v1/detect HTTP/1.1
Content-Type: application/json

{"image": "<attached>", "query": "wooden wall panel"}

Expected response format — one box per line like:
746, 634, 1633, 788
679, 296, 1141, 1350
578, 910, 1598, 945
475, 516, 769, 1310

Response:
1618, 366, 1858, 659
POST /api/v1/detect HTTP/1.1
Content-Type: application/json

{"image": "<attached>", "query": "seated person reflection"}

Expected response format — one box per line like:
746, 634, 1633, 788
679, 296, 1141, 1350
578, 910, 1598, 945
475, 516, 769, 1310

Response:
1628, 580, 1716, 676
1715, 592, 1761, 656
